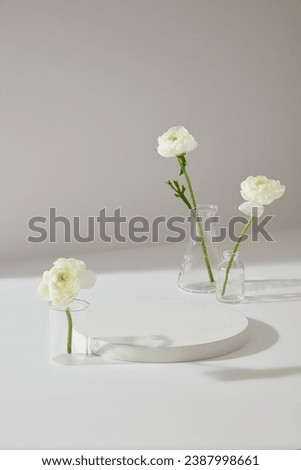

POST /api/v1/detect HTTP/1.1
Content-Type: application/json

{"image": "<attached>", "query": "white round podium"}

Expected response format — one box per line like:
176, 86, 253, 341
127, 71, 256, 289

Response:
73, 299, 249, 363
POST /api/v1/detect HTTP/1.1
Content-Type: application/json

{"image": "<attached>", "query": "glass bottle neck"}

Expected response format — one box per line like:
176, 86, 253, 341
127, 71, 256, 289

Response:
190, 204, 218, 217
223, 250, 239, 261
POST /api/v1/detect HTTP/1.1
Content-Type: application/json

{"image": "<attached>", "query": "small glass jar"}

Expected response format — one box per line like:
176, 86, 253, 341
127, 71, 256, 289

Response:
216, 251, 245, 303
49, 299, 89, 365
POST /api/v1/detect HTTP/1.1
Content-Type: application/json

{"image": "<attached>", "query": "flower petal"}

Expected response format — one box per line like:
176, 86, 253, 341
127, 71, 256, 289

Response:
239, 201, 264, 217
37, 280, 49, 300
79, 269, 97, 288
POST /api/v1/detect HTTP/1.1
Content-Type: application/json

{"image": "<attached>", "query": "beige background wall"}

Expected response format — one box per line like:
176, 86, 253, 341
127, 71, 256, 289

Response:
1, 0, 300, 261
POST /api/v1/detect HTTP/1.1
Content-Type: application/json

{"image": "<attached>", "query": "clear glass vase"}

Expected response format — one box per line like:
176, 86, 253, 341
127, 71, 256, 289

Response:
49, 299, 89, 365
178, 204, 220, 293
216, 251, 245, 303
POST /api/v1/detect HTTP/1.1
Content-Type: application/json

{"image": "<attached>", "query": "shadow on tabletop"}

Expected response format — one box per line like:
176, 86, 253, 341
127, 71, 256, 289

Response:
204, 365, 301, 381
199, 318, 301, 381
202, 318, 279, 362
244, 279, 301, 303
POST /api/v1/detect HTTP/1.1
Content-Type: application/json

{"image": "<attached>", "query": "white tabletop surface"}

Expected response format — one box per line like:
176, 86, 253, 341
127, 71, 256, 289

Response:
1, 229, 301, 449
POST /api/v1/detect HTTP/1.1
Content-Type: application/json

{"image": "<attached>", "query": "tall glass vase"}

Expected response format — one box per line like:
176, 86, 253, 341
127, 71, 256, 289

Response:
178, 204, 220, 293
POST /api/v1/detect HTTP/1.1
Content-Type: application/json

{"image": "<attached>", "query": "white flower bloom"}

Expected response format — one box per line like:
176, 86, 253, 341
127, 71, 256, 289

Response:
239, 175, 285, 217
37, 258, 96, 308
157, 126, 197, 158
240, 175, 286, 205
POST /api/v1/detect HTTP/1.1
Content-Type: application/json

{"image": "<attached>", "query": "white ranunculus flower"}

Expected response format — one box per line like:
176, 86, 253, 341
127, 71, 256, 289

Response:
37, 258, 96, 308
239, 175, 285, 217
157, 126, 197, 158
240, 175, 286, 205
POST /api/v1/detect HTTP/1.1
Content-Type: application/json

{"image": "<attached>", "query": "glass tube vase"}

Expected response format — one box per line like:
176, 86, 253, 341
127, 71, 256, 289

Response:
49, 299, 89, 365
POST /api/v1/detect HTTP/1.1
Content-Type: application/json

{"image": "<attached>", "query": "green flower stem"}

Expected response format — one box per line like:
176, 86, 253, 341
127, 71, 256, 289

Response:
176, 191, 192, 211
166, 180, 192, 211
221, 216, 254, 297
176, 155, 215, 284
65, 307, 73, 354
180, 163, 197, 209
